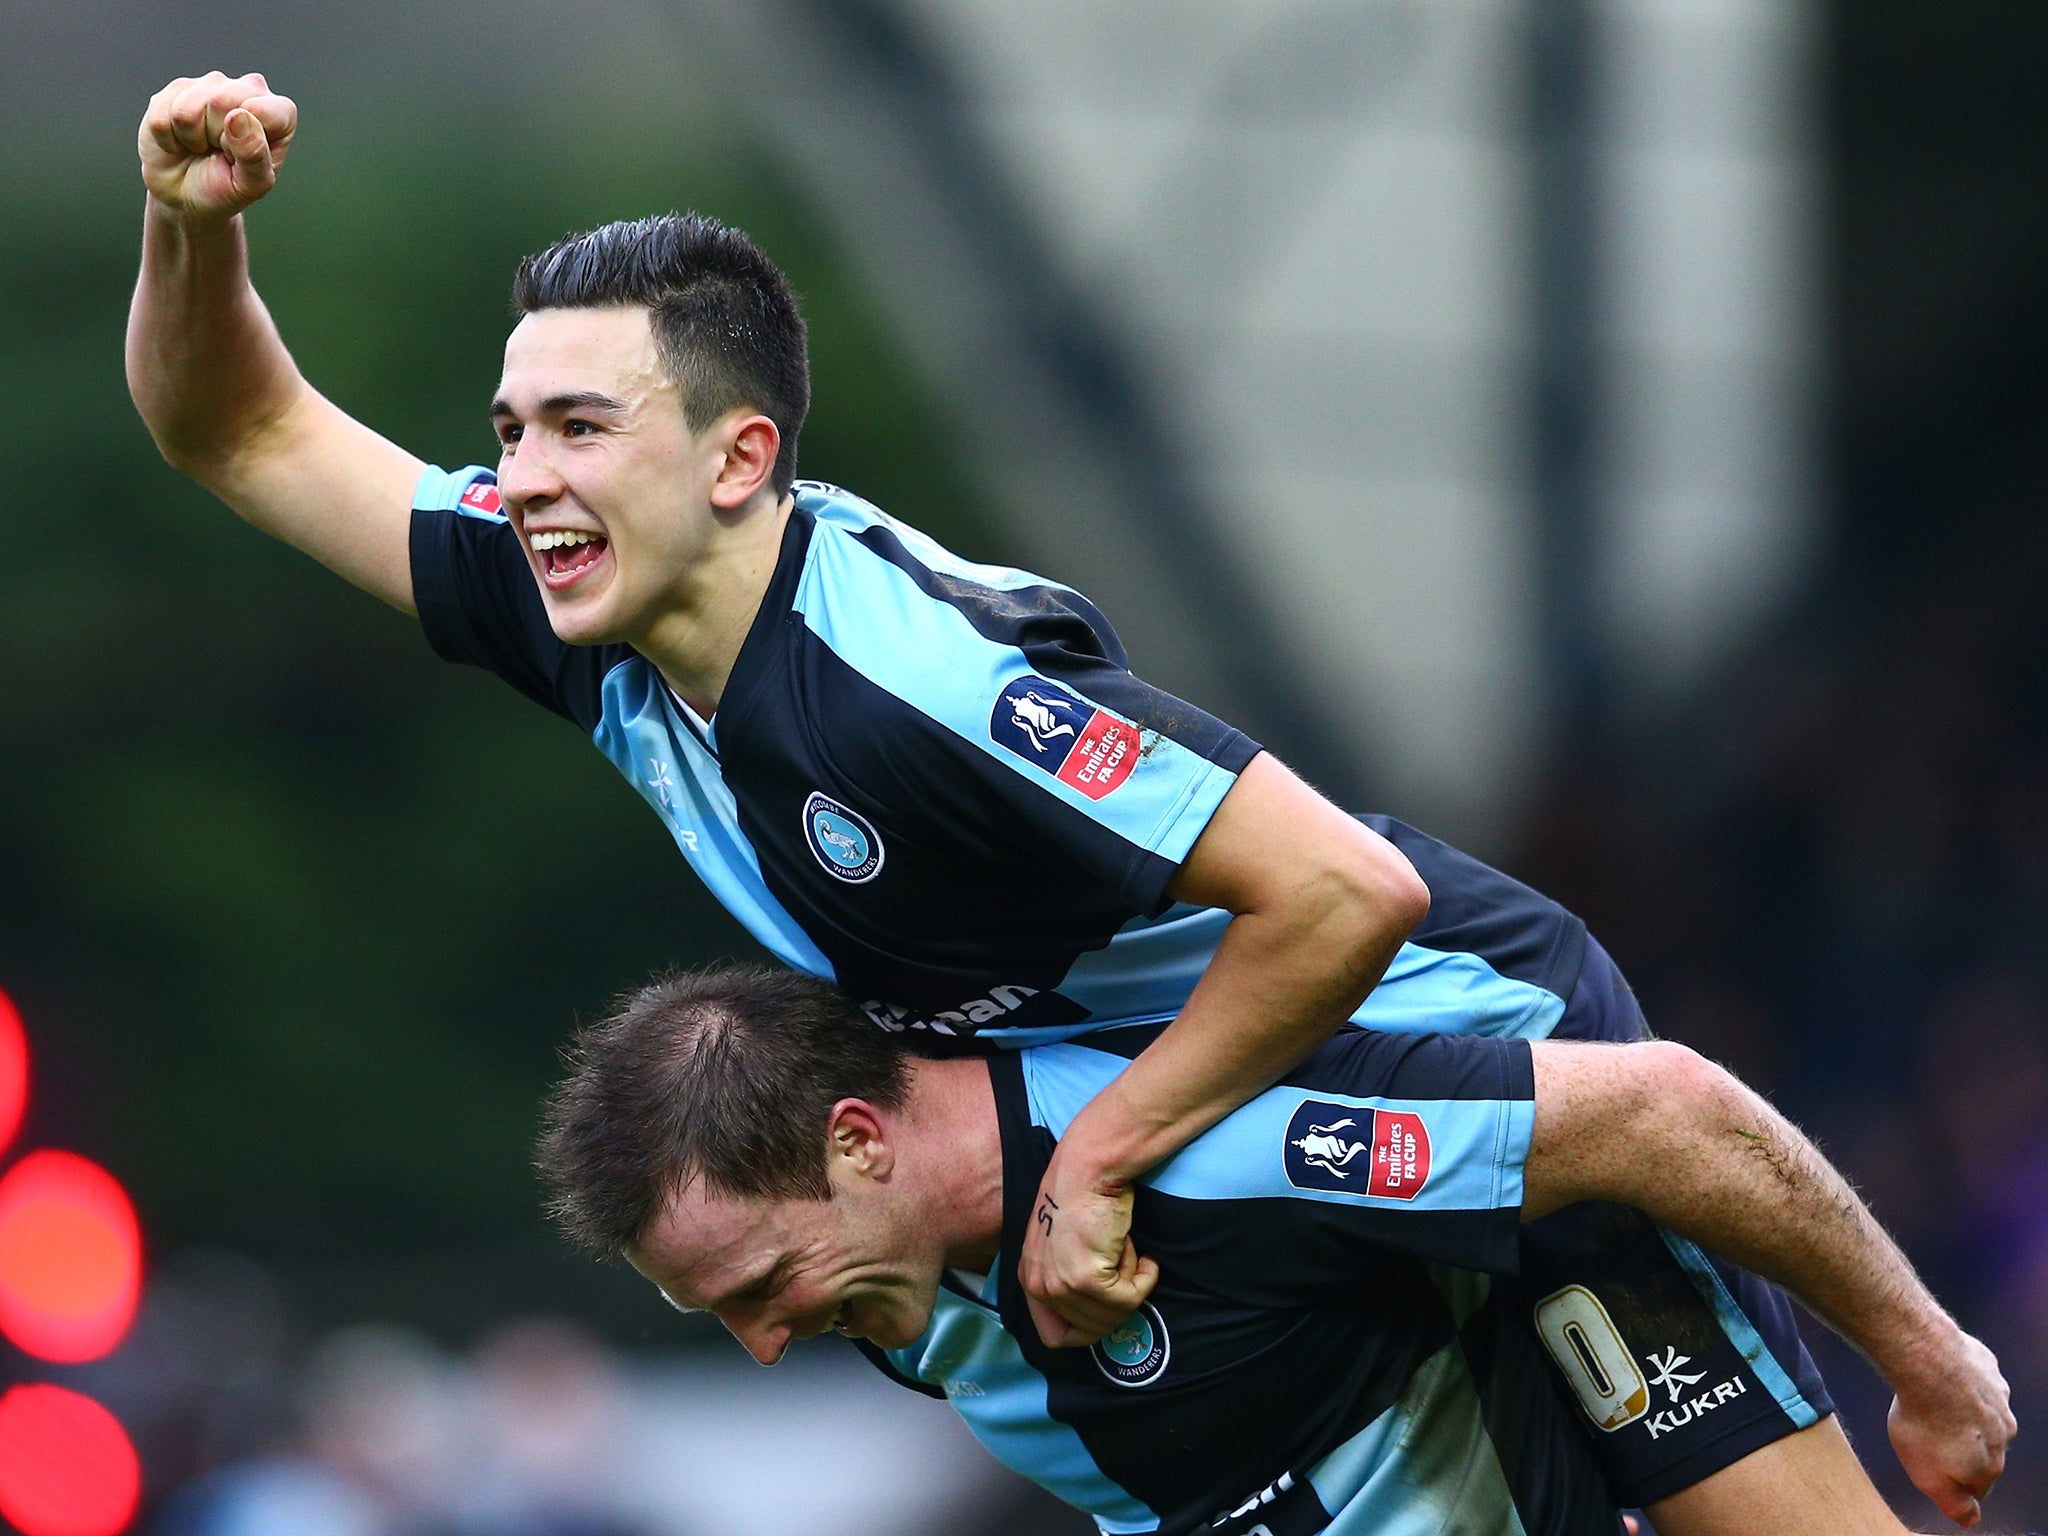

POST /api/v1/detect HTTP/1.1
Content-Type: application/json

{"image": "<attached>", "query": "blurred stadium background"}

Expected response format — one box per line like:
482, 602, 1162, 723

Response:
0, 0, 2043, 1529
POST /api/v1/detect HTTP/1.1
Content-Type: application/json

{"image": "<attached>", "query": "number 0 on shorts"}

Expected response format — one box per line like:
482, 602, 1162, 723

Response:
1535, 1285, 1651, 1431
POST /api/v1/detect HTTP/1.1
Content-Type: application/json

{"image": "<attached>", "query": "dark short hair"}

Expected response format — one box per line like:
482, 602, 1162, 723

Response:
535, 966, 909, 1254
512, 213, 810, 496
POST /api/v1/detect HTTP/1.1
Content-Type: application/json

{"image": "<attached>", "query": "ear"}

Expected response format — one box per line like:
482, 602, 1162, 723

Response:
708, 411, 782, 510
824, 1097, 896, 1182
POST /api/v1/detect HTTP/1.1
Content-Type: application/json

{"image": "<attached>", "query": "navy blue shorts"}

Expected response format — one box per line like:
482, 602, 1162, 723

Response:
1519, 936, 1835, 1507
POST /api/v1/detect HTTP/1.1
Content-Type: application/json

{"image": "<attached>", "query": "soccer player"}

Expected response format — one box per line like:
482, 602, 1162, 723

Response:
535, 965, 2013, 1536
126, 74, 2011, 1525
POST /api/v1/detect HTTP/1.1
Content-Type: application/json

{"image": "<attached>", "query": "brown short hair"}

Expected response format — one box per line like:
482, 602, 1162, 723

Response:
535, 966, 909, 1254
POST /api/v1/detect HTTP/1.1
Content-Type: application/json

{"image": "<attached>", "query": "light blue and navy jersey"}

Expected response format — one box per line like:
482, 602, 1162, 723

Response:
869, 1025, 1622, 1535
410, 469, 1591, 1049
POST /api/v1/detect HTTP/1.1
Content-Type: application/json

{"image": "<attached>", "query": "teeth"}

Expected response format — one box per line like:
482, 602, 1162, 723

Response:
530, 530, 601, 552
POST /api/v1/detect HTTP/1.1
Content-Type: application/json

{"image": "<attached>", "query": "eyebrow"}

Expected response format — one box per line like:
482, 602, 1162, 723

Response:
656, 1288, 705, 1317
488, 390, 632, 420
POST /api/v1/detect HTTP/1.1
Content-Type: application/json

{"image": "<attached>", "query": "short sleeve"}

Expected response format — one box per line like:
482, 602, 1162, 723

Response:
908, 651, 1258, 916
409, 463, 614, 729
789, 512, 1262, 915
1081, 1027, 1537, 1278
1276, 1029, 1534, 1275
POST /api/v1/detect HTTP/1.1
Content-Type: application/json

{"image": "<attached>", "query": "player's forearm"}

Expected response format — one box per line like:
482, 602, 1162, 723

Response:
1058, 864, 1425, 1186
126, 200, 307, 481
1532, 1043, 1964, 1399
1020, 763, 1427, 1344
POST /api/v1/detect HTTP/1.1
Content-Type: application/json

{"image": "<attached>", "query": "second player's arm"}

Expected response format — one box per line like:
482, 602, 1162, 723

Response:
126, 72, 422, 610
1525, 1040, 2015, 1526
1019, 752, 1430, 1344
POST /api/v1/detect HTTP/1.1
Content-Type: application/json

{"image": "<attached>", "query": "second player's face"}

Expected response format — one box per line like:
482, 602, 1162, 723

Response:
630, 1175, 946, 1366
490, 307, 729, 648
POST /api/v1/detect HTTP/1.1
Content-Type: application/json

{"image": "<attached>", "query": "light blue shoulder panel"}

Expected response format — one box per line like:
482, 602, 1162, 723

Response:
887, 1289, 1158, 1533
414, 463, 507, 521
1020, 1044, 1532, 1220
798, 482, 1069, 593
790, 492, 1240, 867
591, 662, 832, 978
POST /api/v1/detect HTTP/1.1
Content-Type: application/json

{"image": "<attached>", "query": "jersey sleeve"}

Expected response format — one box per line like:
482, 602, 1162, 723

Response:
912, 642, 1259, 916
408, 464, 610, 730
1026, 1027, 1536, 1279
1258, 1027, 1537, 1275
792, 510, 1262, 915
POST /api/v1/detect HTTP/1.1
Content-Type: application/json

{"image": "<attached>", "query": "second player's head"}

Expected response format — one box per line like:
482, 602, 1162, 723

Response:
537, 964, 909, 1250
535, 965, 965, 1362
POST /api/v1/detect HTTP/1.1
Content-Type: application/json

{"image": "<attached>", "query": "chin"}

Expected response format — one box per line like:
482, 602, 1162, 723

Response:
858, 1296, 935, 1351
864, 1319, 921, 1350
541, 594, 626, 649
894, 1290, 944, 1347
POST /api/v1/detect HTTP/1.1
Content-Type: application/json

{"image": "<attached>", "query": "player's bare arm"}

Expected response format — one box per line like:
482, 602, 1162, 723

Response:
127, 72, 421, 611
1526, 1040, 2016, 1530
1018, 753, 1429, 1347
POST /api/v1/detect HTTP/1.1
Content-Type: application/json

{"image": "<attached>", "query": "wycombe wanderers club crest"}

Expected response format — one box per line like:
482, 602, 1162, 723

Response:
1092, 1301, 1170, 1388
1282, 1098, 1433, 1200
803, 792, 884, 883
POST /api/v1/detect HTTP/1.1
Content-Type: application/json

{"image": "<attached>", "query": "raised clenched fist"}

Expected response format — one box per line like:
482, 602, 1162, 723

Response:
138, 72, 297, 221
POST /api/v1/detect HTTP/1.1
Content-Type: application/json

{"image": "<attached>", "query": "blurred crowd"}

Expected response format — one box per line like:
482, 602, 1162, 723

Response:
51, 1250, 1072, 1536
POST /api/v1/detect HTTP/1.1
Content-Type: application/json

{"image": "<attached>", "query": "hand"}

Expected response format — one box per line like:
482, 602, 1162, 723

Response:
1886, 1329, 2016, 1526
139, 72, 297, 221
1017, 1145, 1159, 1348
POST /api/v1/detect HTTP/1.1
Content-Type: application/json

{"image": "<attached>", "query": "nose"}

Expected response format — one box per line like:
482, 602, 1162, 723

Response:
496, 432, 563, 513
720, 1309, 791, 1366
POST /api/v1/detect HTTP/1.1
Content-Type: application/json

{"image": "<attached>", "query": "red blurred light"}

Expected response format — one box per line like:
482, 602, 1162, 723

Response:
0, 989, 25, 1157
0, 1384, 140, 1536
0, 1152, 141, 1363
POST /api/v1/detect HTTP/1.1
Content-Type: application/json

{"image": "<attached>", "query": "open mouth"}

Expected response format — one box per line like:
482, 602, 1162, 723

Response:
530, 528, 610, 589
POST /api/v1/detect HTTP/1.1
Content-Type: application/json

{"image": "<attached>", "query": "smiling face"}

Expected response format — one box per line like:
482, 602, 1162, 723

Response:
629, 1167, 948, 1365
490, 307, 769, 650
